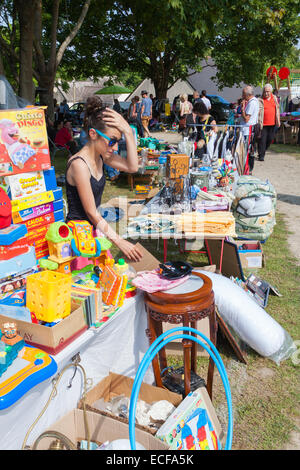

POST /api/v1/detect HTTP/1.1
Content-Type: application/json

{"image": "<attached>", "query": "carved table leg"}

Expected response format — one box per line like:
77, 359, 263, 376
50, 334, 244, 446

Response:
153, 319, 168, 373
146, 308, 163, 388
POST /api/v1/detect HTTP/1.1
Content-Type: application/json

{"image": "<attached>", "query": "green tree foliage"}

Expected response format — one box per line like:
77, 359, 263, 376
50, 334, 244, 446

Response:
211, 0, 300, 88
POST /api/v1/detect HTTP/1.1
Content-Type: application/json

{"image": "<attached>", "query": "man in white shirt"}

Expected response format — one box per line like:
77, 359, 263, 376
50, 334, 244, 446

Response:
200, 90, 211, 111
240, 85, 259, 173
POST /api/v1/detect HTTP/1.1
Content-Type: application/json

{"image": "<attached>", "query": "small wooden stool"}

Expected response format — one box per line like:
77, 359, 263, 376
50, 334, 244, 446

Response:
145, 272, 217, 399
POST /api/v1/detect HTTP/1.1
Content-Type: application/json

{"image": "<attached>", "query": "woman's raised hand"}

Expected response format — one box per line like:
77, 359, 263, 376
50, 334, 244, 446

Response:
102, 107, 131, 134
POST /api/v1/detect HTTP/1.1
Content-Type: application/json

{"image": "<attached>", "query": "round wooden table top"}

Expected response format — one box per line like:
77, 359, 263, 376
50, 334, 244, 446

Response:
145, 271, 213, 305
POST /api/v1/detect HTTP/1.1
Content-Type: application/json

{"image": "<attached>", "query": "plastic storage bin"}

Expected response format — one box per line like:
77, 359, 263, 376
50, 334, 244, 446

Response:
26, 271, 72, 322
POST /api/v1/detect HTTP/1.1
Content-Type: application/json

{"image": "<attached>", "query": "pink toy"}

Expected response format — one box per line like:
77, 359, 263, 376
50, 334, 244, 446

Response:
132, 270, 190, 293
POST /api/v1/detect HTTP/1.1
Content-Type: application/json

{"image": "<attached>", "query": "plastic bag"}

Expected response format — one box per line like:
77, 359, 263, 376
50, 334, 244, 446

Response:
198, 270, 296, 364
0, 75, 31, 109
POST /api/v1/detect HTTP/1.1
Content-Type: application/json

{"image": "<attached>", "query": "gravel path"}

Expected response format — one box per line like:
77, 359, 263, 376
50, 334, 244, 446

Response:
253, 150, 300, 264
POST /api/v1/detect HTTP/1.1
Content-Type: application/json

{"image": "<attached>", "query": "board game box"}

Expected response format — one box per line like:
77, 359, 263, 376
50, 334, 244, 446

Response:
0, 107, 51, 176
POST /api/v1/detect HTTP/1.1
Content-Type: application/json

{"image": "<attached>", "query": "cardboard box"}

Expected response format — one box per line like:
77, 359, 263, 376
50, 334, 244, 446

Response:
128, 243, 160, 273
0, 107, 51, 176
78, 372, 182, 436
0, 300, 87, 355
35, 408, 169, 450
234, 240, 263, 269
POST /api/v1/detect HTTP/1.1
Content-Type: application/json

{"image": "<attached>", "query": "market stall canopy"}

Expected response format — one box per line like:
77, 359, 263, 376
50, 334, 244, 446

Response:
95, 85, 133, 95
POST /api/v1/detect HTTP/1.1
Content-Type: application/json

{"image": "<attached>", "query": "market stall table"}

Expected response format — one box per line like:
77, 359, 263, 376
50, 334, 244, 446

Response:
128, 168, 158, 191
123, 230, 226, 271
0, 292, 154, 450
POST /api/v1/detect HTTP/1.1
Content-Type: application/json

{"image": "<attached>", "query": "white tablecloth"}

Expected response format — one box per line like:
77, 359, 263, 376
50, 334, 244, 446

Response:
0, 292, 154, 450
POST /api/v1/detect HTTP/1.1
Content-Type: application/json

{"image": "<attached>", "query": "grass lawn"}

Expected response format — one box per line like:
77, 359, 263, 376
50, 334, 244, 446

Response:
270, 143, 300, 159
53, 151, 300, 450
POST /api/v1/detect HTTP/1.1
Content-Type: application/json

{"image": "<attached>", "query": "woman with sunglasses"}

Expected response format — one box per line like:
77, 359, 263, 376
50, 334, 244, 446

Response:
65, 95, 143, 262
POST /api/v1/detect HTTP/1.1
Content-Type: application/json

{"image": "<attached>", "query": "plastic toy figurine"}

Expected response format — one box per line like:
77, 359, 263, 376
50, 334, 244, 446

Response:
1, 321, 23, 346
67, 220, 101, 258
46, 221, 74, 263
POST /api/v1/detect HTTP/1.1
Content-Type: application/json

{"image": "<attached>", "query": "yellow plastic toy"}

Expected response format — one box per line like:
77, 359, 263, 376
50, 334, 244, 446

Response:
26, 270, 72, 322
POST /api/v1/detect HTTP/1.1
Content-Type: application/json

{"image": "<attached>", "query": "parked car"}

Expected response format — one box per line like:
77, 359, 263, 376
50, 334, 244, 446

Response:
68, 102, 85, 124
207, 95, 231, 123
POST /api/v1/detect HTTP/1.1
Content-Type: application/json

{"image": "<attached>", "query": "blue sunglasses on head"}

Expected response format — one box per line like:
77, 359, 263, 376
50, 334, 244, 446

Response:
91, 128, 120, 147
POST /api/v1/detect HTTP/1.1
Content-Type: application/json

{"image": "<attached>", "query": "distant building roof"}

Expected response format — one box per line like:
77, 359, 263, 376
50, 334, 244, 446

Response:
54, 78, 128, 106
187, 58, 262, 102
127, 58, 262, 105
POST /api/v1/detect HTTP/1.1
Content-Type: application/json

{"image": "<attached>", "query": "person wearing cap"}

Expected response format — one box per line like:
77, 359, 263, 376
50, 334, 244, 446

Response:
140, 90, 152, 137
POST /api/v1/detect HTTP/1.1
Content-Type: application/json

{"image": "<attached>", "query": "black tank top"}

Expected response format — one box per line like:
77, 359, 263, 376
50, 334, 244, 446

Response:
65, 156, 106, 227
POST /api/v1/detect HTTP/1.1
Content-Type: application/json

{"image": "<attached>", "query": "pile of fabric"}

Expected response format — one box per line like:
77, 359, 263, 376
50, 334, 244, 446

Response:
193, 188, 234, 212
175, 211, 236, 236
231, 175, 277, 240
127, 214, 176, 236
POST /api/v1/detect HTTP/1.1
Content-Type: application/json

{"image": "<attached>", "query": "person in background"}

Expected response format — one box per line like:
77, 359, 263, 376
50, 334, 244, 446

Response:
140, 90, 152, 137
200, 90, 211, 111
192, 90, 201, 104
179, 93, 193, 116
227, 103, 236, 125
193, 100, 217, 158
128, 96, 136, 123
178, 93, 193, 132
133, 95, 144, 137
256, 83, 280, 162
113, 99, 122, 114
58, 99, 70, 121
55, 119, 78, 155
65, 95, 142, 262
240, 85, 259, 174
235, 98, 243, 120
183, 105, 198, 140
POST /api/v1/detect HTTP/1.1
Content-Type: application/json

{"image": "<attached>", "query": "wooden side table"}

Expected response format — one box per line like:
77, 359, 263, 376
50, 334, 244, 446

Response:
145, 272, 217, 399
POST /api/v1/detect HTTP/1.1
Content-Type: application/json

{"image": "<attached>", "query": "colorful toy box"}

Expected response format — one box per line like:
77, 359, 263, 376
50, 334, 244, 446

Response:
0, 167, 56, 200
0, 107, 51, 177
156, 386, 224, 450
12, 199, 63, 224
0, 246, 37, 279
10, 187, 63, 213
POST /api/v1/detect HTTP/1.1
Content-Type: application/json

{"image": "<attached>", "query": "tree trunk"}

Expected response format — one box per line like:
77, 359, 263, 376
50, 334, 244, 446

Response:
150, 56, 170, 100
153, 76, 169, 100
33, 0, 92, 120
38, 74, 55, 119
0, 53, 4, 76
16, 0, 37, 103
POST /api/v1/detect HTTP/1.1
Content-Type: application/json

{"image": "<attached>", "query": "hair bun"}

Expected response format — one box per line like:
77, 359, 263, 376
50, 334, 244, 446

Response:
85, 96, 104, 116
83, 95, 106, 134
